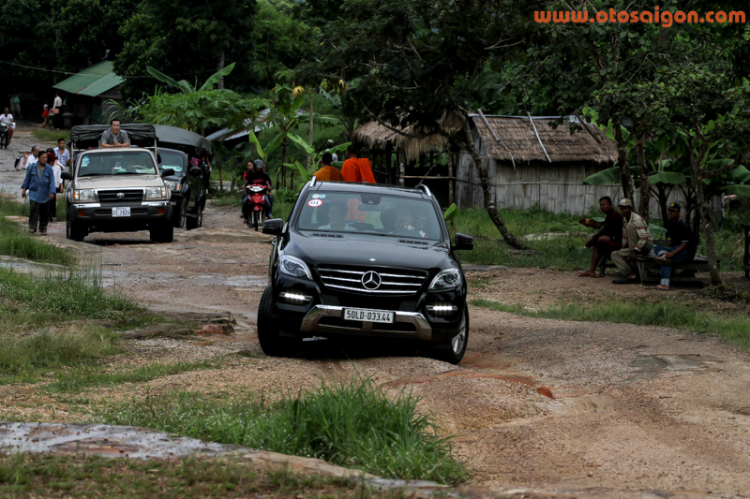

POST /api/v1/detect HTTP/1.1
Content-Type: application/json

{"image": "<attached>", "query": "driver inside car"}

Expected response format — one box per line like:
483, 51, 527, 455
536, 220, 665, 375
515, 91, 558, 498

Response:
318, 202, 349, 230
392, 204, 426, 238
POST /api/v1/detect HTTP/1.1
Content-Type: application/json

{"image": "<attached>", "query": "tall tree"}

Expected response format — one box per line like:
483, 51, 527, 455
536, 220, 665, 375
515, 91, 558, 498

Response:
304, 0, 532, 249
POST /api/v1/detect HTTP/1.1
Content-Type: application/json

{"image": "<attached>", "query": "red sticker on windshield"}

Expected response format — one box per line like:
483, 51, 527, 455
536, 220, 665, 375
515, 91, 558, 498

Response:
308, 199, 323, 208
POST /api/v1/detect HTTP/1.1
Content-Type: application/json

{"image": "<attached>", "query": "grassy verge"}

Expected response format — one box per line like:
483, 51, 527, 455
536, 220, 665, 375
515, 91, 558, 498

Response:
0, 197, 73, 265
31, 129, 69, 144
0, 454, 399, 498
471, 298, 750, 350
100, 378, 466, 484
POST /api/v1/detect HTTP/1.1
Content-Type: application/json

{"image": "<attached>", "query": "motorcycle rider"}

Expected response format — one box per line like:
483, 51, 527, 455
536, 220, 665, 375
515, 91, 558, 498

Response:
242, 159, 273, 220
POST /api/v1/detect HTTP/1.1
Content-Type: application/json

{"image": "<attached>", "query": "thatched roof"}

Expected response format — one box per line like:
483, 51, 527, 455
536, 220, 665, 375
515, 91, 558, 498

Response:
352, 114, 462, 161
472, 115, 617, 164
352, 113, 617, 164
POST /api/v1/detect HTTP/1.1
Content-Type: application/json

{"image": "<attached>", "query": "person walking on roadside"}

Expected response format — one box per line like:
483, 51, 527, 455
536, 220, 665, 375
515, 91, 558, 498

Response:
21, 150, 55, 235
56, 138, 71, 168
46, 149, 64, 223
611, 198, 653, 284
0, 108, 14, 147
100, 119, 131, 148
313, 153, 344, 181
10, 94, 22, 118
40, 103, 50, 128
341, 145, 376, 183
52, 93, 63, 128
20, 146, 41, 170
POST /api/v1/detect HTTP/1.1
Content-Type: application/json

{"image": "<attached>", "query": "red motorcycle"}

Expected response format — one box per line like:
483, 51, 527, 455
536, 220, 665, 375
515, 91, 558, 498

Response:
244, 181, 269, 231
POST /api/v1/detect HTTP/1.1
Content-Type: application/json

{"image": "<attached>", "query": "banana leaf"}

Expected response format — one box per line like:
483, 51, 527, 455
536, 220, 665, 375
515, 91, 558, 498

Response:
582, 167, 619, 185
724, 184, 750, 198
287, 133, 316, 156
649, 171, 687, 184
443, 203, 458, 221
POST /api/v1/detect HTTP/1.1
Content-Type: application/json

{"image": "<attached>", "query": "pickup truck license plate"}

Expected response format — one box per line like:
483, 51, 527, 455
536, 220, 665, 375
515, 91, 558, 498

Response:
344, 308, 394, 323
112, 207, 131, 217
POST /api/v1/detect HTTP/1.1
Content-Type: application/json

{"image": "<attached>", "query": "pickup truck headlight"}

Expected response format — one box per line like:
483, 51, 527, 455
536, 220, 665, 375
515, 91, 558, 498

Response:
429, 268, 462, 290
278, 255, 312, 280
164, 181, 181, 192
73, 189, 96, 202
145, 187, 168, 200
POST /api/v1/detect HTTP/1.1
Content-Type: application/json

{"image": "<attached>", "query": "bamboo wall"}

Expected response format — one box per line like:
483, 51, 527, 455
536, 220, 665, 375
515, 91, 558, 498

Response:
456, 147, 720, 218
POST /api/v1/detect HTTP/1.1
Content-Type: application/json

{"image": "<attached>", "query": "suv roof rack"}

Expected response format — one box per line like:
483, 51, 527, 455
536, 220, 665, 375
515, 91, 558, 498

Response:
415, 184, 432, 197
308, 176, 317, 187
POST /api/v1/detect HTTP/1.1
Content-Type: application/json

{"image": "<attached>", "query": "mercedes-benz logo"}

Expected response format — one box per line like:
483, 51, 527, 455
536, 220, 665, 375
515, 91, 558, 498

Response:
361, 271, 382, 290
116, 192, 125, 199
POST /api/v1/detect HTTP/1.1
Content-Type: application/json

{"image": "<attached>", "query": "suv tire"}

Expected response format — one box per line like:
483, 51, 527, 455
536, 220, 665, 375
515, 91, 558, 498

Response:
257, 286, 299, 357
431, 308, 469, 364
150, 221, 174, 243
186, 205, 202, 230
66, 210, 86, 241
173, 199, 187, 229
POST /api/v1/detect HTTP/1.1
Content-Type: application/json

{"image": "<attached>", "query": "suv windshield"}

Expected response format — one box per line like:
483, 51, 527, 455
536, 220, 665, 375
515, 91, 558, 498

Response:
78, 151, 157, 177
159, 150, 185, 173
296, 191, 443, 241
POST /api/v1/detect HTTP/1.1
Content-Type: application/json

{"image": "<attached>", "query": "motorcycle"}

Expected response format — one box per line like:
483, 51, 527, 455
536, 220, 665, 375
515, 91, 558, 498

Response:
243, 181, 269, 231
0, 122, 8, 149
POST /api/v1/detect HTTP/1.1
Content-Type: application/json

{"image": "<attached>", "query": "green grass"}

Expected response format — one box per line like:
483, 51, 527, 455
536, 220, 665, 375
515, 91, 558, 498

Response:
100, 378, 466, 484
0, 197, 73, 265
31, 128, 69, 144
472, 298, 750, 350
0, 453, 397, 498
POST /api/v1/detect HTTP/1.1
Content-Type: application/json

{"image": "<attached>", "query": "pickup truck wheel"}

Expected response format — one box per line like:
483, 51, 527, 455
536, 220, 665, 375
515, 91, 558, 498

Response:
430, 307, 469, 364
257, 286, 299, 357
66, 210, 86, 241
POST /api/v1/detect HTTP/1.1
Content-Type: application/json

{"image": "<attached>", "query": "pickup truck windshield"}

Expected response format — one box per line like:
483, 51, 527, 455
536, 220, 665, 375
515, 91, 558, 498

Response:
296, 191, 443, 241
78, 151, 158, 177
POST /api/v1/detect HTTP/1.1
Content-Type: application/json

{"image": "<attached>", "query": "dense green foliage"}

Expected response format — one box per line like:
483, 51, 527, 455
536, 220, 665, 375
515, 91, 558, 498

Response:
102, 379, 467, 484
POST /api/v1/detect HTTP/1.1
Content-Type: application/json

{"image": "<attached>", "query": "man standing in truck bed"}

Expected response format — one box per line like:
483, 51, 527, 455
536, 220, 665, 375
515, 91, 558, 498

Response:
100, 119, 131, 148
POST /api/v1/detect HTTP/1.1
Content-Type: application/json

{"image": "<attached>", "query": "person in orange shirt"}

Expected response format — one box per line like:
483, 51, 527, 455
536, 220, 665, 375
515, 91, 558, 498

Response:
312, 153, 344, 181
341, 146, 376, 183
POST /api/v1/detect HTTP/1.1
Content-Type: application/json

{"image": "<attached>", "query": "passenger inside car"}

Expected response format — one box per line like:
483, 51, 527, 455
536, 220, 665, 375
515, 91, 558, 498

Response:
317, 202, 349, 230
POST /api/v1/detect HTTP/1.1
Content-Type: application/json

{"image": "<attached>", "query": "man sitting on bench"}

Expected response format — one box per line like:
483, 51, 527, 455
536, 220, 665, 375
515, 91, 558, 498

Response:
653, 202, 697, 290
579, 196, 623, 277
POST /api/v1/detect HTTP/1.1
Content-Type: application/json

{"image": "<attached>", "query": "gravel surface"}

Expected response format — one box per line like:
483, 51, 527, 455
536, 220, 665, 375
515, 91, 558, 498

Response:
2, 159, 750, 496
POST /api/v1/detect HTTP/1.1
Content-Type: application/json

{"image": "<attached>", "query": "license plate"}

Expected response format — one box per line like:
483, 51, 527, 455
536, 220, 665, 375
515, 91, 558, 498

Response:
112, 207, 131, 217
344, 308, 394, 323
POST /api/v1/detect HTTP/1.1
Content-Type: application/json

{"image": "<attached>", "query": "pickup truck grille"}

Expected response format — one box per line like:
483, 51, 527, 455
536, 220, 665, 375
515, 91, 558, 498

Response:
317, 265, 426, 295
98, 189, 143, 203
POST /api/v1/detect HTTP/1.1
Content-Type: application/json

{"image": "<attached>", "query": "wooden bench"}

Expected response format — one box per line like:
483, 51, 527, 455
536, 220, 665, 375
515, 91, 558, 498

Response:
634, 238, 715, 284
742, 223, 750, 279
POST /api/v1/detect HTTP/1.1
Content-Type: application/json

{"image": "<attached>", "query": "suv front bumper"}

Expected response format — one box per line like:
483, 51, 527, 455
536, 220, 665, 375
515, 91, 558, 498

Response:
301, 305, 433, 340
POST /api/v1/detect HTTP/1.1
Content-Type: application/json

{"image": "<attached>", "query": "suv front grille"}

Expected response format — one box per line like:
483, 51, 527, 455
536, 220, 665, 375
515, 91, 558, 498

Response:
98, 189, 143, 203
317, 265, 426, 295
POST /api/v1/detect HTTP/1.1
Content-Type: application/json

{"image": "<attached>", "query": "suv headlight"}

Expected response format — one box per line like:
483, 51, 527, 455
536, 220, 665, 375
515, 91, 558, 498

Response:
278, 255, 312, 280
145, 186, 168, 200
164, 181, 181, 192
429, 268, 462, 290
73, 189, 96, 202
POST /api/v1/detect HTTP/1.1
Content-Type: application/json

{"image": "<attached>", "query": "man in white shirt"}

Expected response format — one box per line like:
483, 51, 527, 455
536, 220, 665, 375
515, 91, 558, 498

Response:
0, 108, 14, 147
19, 146, 40, 171
52, 93, 63, 128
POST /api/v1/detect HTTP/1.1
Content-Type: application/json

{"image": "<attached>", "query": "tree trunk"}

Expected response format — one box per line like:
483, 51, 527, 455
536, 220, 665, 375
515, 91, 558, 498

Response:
656, 183, 669, 227
216, 52, 225, 90
459, 113, 529, 251
307, 91, 314, 169
216, 154, 224, 191
612, 114, 634, 200
690, 151, 721, 285
635, 132, 650, 218
281, 137, 287, 188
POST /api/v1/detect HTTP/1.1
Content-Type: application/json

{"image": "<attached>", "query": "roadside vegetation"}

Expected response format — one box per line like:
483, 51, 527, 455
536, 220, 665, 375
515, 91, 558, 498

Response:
0, 197, 72, 265
31, 129, 70, 144
472, 297, 750, 351
100, 378, 466, 484
0, 453, 405, 498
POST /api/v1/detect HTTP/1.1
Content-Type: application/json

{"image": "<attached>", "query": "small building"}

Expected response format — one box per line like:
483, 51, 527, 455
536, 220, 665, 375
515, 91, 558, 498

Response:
456, 114, 618, 214
52, 61, 125, 125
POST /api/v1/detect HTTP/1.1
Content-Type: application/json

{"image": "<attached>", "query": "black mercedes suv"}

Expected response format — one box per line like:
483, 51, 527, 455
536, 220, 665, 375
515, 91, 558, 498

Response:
258, 179, 473, 363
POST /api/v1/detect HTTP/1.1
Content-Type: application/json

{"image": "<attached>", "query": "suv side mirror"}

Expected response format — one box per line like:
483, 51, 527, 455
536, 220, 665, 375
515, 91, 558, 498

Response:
452, 233, 474, 251
61, 171, 73, 181
161, 168, 175, 177
263, 218, 284, 235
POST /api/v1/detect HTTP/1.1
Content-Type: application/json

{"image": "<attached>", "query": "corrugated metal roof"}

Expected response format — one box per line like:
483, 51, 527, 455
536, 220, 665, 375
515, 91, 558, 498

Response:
53, 61, 124, 97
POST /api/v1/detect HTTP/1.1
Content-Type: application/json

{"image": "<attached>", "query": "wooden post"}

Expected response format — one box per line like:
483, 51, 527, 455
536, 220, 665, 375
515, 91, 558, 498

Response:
399, 150, 406, 186
385, 143, 393, 184
448, 150, 455, 205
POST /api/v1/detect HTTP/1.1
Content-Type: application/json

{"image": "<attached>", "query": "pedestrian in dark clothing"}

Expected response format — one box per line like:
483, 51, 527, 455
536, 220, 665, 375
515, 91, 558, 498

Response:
653, 202, 697, 290
21, 151, 56, 235
579, 196, 623, 277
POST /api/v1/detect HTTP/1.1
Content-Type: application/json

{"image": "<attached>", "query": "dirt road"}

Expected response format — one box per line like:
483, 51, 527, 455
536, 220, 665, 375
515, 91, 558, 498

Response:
5, 160, 750, 496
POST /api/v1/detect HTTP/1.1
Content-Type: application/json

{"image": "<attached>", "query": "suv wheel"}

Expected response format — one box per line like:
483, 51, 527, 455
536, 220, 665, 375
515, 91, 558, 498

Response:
150, 221, 174, 243
66, 209, 86, 241
431, 308, 469, 364
174, 199, 187, 229
257, 286, 299, 357
186, 204, 202, 230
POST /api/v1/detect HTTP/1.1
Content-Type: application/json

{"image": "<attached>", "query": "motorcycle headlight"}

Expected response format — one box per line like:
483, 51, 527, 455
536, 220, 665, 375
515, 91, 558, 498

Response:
145, 186, 168, 200
164, 181, 181, 191
73, 189, 96, 202
429, 268, 462, 290
278, 255, 312, 280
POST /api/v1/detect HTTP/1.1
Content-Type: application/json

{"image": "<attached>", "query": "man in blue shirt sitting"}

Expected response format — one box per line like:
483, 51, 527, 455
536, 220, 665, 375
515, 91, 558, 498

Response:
653, 202, 697, 290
